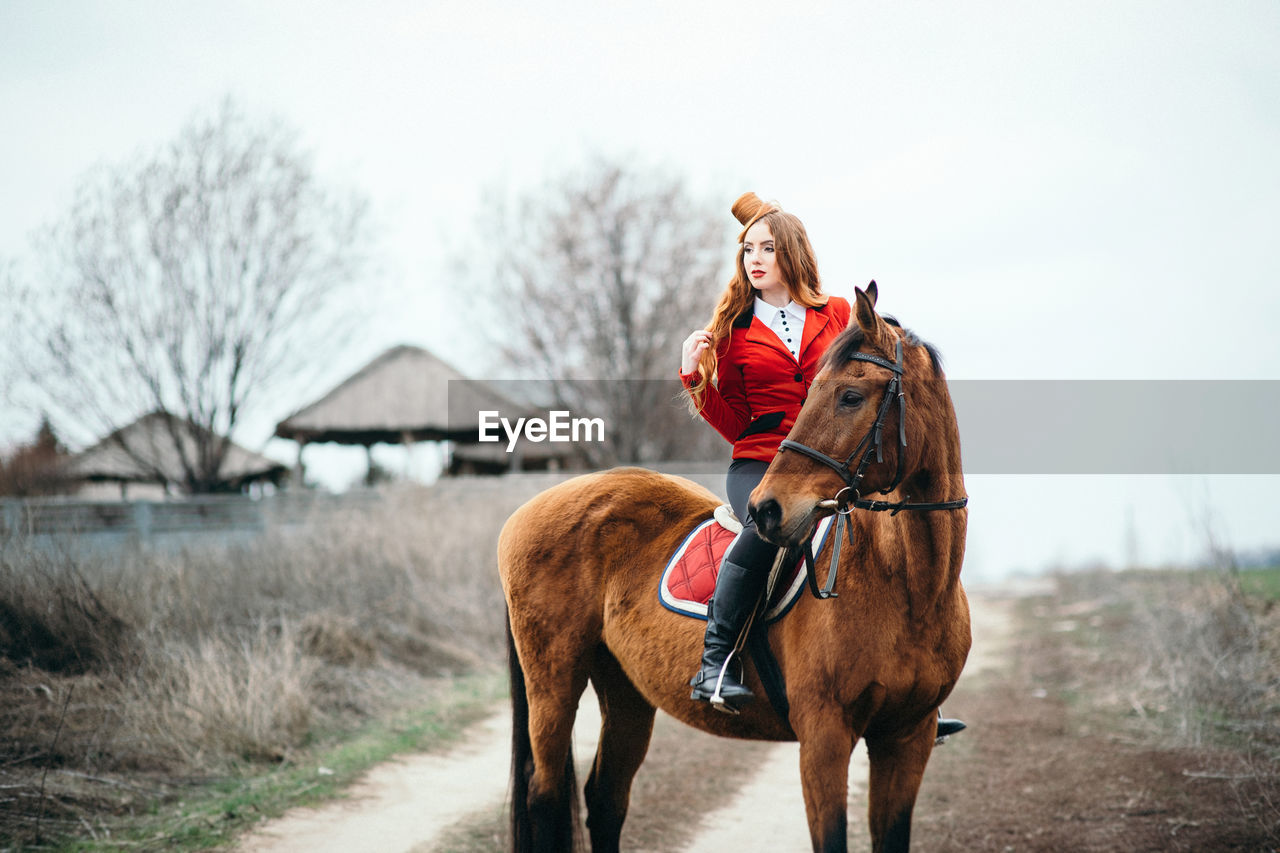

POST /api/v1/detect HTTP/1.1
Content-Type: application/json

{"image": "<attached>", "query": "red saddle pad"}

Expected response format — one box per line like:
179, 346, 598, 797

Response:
659, 514, 834, 623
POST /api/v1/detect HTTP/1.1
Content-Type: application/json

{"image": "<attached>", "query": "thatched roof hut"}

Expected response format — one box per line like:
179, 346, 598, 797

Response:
275, 345, 517, 445
274, 345, 582, 478
64, 411, 287, 498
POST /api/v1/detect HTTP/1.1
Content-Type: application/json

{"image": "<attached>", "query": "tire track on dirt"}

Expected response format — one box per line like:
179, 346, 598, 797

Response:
680, 740, 870, 850
238, 691, 603, 853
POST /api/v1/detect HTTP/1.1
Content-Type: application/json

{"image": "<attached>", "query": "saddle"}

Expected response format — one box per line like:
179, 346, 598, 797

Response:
659, 507, 835, 622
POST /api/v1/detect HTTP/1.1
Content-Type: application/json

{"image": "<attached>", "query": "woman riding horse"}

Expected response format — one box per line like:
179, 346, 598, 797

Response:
500, 199, 972, 852
680, 193, 965, 737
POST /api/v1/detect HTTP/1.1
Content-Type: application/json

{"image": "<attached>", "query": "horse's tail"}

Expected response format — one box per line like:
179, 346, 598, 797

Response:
508, 612, 581, 853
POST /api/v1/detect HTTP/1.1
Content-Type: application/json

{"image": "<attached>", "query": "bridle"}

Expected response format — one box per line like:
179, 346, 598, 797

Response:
775, 337, 968, 599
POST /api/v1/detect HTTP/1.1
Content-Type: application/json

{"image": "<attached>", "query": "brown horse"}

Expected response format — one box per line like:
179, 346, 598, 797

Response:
498, 283, 970, 852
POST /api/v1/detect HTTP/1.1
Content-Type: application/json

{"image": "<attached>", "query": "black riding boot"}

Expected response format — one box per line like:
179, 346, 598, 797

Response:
689, 557, 768, 712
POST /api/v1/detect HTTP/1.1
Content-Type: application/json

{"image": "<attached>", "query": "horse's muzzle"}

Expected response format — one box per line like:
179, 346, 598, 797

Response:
750, 497, 783, 543
751, 497, 828, 548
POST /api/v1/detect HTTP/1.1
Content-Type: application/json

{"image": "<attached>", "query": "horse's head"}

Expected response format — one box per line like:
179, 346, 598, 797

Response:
750, 281, 964, 548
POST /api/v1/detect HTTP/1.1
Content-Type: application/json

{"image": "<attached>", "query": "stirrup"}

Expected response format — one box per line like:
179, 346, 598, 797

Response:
691, 652, 751, 715
708, 660, 739, 715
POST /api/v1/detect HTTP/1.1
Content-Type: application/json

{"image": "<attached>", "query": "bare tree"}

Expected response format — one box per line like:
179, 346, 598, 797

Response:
2, 99, 371, 493
474, 158, 727, 464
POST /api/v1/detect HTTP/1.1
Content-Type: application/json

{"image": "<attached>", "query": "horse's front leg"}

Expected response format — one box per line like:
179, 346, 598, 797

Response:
796, 715, 855, 852
864, 713, 935, 853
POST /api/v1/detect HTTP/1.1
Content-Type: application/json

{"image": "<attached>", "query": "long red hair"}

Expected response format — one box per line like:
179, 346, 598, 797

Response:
685, 193, 827, 410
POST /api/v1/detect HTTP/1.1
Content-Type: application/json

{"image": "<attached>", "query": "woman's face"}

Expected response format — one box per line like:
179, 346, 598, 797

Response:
742, 219, 785, 300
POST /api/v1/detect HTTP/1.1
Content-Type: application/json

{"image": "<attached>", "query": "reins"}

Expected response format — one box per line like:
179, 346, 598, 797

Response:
776, 337, 968, 600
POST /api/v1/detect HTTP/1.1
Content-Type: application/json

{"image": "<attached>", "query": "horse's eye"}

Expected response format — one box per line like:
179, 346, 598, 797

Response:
839, 389, 864, 409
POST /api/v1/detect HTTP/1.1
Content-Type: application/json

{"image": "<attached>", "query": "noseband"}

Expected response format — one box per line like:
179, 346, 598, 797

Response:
775, 337, 968, 599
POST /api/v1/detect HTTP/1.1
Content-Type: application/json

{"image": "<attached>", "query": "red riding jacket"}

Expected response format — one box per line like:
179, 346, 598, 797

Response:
681, 296, 852, 463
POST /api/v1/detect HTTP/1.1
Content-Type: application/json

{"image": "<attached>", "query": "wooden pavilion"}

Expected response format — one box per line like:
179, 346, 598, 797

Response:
274, 345, 580, 481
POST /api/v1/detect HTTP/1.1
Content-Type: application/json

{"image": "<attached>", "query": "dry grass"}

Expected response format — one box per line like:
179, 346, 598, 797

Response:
912, 570, 1280, 851
1007, 567, 1280, 848
136, 623, 320, 766
0, 473, 573, 848
1048, 567, 1279, 755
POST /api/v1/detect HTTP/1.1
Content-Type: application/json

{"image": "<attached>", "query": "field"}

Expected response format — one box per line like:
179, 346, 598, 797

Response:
912, 567, 1280, 851
0, 475, 569, 850
1, 474, 1277, 851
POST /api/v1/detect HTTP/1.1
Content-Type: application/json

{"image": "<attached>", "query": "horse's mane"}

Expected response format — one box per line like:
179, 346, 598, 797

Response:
818, 315, 944, 377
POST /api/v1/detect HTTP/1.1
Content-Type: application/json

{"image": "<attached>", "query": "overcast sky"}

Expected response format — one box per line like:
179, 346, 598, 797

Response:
2, 1, 1277, 577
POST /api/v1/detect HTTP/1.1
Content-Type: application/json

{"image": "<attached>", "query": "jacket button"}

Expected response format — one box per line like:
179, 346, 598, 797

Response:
794, 372, 803, 382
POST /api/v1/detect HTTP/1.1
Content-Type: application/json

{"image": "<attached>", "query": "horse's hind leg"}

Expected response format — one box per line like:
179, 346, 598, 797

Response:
510, 626, 590, 853
584, 646, 656, 853
864, 715, 935, 853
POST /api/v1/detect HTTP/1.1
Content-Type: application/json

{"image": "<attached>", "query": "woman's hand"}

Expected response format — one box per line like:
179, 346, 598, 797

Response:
681, 330, 711, 375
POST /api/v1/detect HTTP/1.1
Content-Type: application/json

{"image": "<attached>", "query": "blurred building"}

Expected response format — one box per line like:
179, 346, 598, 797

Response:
274, 344, 583, 481
63, 411, 287, 499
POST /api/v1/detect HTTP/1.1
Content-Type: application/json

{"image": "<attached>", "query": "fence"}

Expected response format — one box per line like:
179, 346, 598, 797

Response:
0, 491, 382, 551
0, 463, 729, 553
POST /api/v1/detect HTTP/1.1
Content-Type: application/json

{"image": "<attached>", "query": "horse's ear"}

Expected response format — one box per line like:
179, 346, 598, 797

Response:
865, 279, 878, 306
854, 283, 882, 345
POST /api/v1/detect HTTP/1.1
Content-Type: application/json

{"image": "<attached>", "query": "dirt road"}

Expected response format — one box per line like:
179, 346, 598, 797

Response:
238, 594, 1012, 852
237, 690, 604, 853
684, 591, 1013, 851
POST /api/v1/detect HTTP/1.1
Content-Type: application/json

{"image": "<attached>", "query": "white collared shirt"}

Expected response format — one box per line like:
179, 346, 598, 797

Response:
753, 296, 807, 361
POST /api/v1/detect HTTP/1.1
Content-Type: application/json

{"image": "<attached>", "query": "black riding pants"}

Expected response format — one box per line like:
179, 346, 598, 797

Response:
724, 458, 779, 573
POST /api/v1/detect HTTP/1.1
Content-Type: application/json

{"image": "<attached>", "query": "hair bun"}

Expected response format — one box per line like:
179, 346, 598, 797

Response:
731, 192, 775, 226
